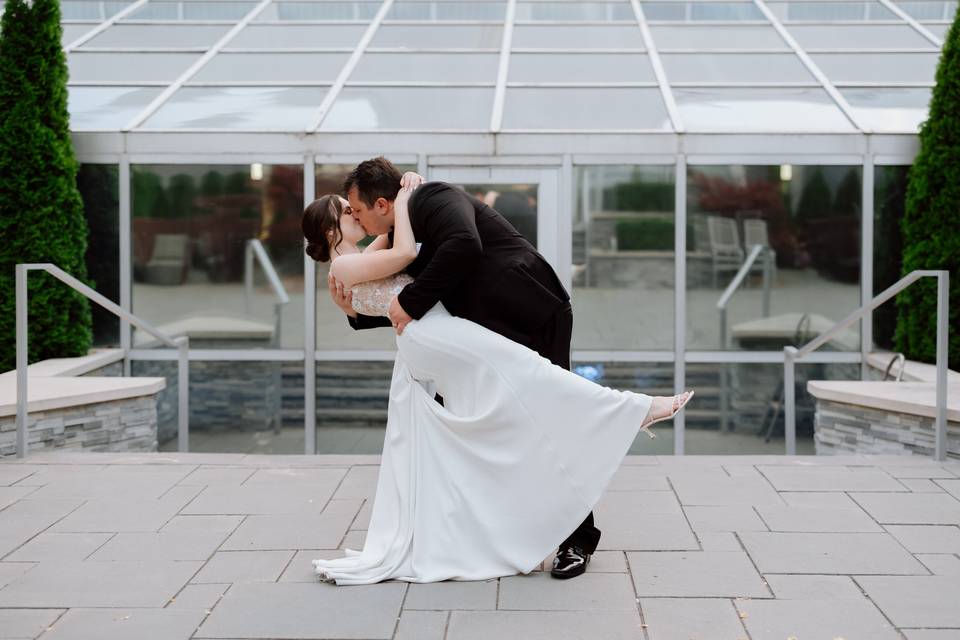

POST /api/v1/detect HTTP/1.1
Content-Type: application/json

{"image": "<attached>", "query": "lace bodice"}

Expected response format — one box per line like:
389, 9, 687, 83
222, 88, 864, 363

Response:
351, 273, 415, 317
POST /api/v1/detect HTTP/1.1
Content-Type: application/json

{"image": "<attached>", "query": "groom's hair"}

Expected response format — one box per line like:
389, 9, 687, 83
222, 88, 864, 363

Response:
343, 157, 402, 207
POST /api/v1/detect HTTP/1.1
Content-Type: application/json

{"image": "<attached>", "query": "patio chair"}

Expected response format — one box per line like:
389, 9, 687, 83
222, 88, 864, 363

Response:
707, 216, 744, 289
742, 218, 777, 282
142, 233, 190, 285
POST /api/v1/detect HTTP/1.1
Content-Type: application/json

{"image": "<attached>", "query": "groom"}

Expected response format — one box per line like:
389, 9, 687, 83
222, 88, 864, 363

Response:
328, 157, 600, 579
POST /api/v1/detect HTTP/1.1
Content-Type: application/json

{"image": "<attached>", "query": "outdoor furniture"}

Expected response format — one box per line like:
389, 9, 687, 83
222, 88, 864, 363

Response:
707, 216, 744, 288
142, 233, 190, 285
742, 218, 777, 282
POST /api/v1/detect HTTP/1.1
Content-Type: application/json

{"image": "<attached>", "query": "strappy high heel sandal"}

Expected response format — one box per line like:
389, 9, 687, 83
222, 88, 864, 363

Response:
639, 390, 694, 439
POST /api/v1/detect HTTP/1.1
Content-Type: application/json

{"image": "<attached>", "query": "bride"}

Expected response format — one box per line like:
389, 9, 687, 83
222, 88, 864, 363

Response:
302, 176, 692, 585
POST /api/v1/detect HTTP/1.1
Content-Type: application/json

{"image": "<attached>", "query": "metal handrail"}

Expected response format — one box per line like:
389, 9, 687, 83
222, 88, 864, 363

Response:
716, 244, 774, 432
883, 353, 906, 382
15, 263, 189, 458
244, 239, 290, 347
783, 269, 950, 459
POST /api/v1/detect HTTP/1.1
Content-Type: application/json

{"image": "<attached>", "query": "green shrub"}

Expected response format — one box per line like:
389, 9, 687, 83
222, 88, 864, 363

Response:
615, 219, 693, 251
0, 0, 92, 371
604, 180, 674, 212
895, 11, 960, 371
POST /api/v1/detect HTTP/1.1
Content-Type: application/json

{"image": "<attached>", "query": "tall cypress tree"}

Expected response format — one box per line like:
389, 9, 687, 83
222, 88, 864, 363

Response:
895, 12, 960, 370
0, 0, 92, 371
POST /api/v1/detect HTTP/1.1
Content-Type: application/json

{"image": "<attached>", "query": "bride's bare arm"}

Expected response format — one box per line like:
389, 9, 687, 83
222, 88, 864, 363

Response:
330, 187, 417, 289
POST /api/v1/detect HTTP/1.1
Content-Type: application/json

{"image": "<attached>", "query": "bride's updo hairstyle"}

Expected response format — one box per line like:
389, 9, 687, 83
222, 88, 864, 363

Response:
302, 194, 345, 263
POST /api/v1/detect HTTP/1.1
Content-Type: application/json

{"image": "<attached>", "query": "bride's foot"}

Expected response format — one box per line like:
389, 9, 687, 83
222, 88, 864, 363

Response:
639, 391, 694, 439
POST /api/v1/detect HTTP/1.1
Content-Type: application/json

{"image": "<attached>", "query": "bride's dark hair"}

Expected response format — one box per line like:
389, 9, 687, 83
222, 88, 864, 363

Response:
302, 194, 345, 263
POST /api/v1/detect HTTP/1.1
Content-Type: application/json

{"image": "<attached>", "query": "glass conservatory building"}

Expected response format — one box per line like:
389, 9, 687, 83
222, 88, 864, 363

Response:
59, 0, 954, 455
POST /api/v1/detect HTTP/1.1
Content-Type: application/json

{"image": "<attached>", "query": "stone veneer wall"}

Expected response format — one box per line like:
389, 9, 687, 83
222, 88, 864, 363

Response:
0, 395, 158, 457
814, 399, 960, 458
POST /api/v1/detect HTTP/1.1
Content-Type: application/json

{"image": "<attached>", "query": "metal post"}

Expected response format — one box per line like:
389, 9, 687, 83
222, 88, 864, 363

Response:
177, 337, 189, 452
244, 241, 254, 316
119, 157, 132, 377
719, 308, 728, 432
674, 156, 687, 455
304, 155, 317, 455
861, 154, 875, 380
934, 271, 949, 461
762, 249, 772, 318
784, 346, 797, 455
15, 265, 29, 458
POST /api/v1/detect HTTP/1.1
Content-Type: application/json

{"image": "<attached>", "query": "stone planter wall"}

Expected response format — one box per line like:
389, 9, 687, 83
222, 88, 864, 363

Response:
814, 399, 960, 458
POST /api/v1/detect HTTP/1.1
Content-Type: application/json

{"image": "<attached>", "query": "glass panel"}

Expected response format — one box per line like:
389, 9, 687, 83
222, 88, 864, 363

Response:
83, 24, 232, 47
371, 24, 503, 48
138, 360, 301, 453
502, 88, 670, 129
811, 53, 939, 84
572, 166, 675, 351
572, 362, 675, 454
68, 86, 163, 130
920, 22, 949, 37
662, 53, 813, 83
454, 184, 538, 245
511, 24, 645, 48
68, 52, 200, 82
641, 1, 765, 21
127, 1, 257, 21
785, 24, 938, 48
649, 25, 787, 49
320, 87, 493, 130
255, 2, 380, 21
387, 1, 508, 20
228, 24, 367, 48
894, 0, 958, 19
350, 52, 500, 82
79, 165, 121, 347
872, 166, 909, 352
515, 1, 636, 21
766, 1, 898, 21
62, 1, 133, 20
840, 87, 931, 132
62, 23, 97, 44
315, 360, 391, 453
685, 164, 862, 351
673, 88, 857, 132
192, 52, 350, 82
141, 87, 327, 130
131, 164, 305, 350
508, 53, 655, 82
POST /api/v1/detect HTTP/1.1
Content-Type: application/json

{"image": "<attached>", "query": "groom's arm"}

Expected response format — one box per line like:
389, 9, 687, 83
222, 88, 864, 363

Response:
397, 185, 481, 320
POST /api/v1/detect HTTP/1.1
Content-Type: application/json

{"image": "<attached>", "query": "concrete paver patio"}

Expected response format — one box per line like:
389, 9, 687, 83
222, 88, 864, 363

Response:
1, 451, 959, 640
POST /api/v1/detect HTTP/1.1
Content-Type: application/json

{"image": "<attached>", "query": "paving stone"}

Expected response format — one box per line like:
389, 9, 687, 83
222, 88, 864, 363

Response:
605, 466, 670, 491
446, 611, 644, 640
177, 467, 255, 486
405, 580, 497, 610
755, 505, 883, 532
670, 474, 783, 507
331, 466, 380, 500
51, 486, 201, 533
0, 562, 35, 588
351, 500, 372, 530
220, 509, 359, 551
779, 491, 859, 508
697, 531, 742, 551
499, 572, 637, 611
194, 582, 406, 639
885, 525, 960, 554
192, 550, 294, 584
936, 479, 960, 500
340, 529, 366, 550
181, 484, 336, 516
40, 608, 206, 640
683, 505, 767, 532
166, 583, 229, 611
0, 487, 37, 511
0, 464, 42, 486
89, 530, 229, 561
902, 630, 960, 640
641, 598, 746, 640
0, 560, 201, 607
279, 550, 342, 582
758, 466, 907, 492
594, 492, 697, 551
29, 466, 194, 500
763, 574, 865, 600
882, 465, 958, 479
5, 532, 111, 562
736, 597, 900, 640
916, 554, 960, 576
902, 478, 947, 492
396, 611, 447, 640
856, 576, 960, 628
627, 551, 769, 598
0, 608, 63, 639
161, 515, 244, 534
243, 467, 348, 487
740, 532, 927, 574
851, 493, 960, 525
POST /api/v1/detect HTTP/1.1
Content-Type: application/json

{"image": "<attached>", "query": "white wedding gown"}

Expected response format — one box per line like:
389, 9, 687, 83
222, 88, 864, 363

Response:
313, 274, 653, 585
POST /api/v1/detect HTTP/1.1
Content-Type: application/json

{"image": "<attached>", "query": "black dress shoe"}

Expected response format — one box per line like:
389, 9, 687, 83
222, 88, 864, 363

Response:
550, 545, 590, 579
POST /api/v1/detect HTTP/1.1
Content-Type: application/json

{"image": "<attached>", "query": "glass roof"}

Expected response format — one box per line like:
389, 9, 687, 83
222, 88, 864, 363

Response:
61, 0, 949, 134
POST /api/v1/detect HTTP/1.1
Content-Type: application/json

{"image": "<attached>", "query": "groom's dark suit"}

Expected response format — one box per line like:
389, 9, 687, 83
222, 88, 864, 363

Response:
347, 181, 602, 555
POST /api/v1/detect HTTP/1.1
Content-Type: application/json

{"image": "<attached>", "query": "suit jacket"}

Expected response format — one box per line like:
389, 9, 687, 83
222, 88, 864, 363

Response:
348, 182, 570, 348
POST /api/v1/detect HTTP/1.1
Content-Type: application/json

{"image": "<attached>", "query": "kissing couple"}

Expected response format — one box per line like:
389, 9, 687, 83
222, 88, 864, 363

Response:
302, 157, 693, 585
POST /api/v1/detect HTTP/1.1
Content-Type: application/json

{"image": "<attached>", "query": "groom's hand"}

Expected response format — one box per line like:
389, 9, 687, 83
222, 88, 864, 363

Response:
328, 272, 356, 318
388, 296, 413, 335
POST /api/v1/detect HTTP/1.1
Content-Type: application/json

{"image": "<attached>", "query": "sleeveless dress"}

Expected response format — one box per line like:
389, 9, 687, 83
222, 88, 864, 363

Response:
312, 275, 653, 585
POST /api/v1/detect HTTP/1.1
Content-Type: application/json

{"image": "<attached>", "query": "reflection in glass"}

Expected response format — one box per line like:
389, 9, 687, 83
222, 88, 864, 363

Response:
321, 87, 493, 130
371, 24, 503, 48
840, 88, 931, 132
387, 1, 507, 20
83, 24, 232, 47
131, 164, 305, 349
350, 52, 500, 82
811, 52, 939, 84
872, 166, 909, 351
67, 52, 200, 83
456, 184, 538, 246
673, 88, 857, 133
502, 88, 670, 130
508, 53, 655, 83
256, 1, 380, 20
641, 1, 764, 21
661, 53, 813, 84
511, 24, 644, 48
67, 86, 163, 130
228, 24, 367, 49
685, 165, 862, 351
141, 87, 327, 130
515, 1, 635, 21
128, 1, 256, 21
572, 166, 675, 351
192, 53, 350, 83
314, 360, 393, 453
79, 165, 121, 347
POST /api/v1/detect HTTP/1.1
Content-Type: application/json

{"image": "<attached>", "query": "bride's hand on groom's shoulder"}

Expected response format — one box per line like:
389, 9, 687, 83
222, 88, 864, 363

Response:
400, 171, 424, 191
